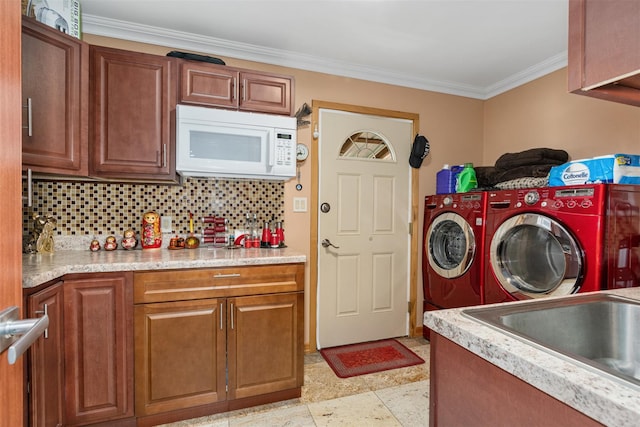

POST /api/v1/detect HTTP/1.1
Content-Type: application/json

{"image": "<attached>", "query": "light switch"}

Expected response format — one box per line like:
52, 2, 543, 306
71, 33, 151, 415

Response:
161, 216, 172, 233
293, 197, 308, 212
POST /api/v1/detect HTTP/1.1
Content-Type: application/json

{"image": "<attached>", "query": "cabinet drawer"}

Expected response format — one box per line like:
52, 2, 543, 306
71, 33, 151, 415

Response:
134, 263, 304, 303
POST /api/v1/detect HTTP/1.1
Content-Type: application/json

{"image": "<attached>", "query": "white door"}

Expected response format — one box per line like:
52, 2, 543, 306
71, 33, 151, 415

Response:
317, 109, 413, 348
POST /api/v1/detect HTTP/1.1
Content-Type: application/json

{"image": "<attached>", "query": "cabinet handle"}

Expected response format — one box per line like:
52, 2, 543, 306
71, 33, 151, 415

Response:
0, 306, 49, 365
242, 79, 247, 101
230, 303, 234, 330
23, 97, 33, 137
22, 168, 33, 208
162, 144, 167, 168
34, 303, 49, 339
232, 77, 237, 101
213, 273, 241, 279
219, 303, 223, 330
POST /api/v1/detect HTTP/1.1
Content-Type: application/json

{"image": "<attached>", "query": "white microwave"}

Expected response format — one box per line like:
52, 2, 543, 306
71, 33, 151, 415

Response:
176, 105, 297, 180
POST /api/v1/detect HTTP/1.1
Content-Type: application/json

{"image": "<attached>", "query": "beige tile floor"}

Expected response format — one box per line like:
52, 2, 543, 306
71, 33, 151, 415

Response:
160, 337, 430, 427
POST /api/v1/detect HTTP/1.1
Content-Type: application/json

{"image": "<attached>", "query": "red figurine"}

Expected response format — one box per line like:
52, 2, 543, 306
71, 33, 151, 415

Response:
142, 211, 162, 249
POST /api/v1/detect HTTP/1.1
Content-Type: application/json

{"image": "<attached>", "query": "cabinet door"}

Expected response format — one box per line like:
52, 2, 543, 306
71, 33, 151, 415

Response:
179, 61, 239, 109
27, 281, 65, 427
90, 46, 177, 181
239, 71, 293, 115
134, 298, 227, 416
63, 273, 134, 425
228, 292, 304, 400
21, 17, 88, 175
568, 0, 640, 106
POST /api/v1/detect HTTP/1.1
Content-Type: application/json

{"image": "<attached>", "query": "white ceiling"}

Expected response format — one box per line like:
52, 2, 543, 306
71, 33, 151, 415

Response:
79, 0, 569, 100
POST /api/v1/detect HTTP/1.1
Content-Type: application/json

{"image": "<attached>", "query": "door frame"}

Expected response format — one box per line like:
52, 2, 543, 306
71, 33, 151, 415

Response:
308, 100, 420, 351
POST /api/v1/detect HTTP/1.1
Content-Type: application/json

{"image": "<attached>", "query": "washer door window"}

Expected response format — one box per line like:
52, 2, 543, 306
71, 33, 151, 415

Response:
427, 212, 475, 279
490, 213, 583, 298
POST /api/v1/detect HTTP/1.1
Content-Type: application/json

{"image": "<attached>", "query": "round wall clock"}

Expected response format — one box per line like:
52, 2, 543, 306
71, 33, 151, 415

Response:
296, 143, 309, 162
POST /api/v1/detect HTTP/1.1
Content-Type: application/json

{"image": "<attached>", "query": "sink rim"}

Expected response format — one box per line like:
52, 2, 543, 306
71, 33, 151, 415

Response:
462, 292, 640, 390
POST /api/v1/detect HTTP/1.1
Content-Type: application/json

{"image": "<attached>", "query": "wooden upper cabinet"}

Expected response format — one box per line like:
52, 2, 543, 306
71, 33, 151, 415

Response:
239, 71, 293, 115
568, 0, 640, 106
90, 46, 177, 181
21, 17, 88, 175
179, 61, 238, 109
178, 60, 294, 115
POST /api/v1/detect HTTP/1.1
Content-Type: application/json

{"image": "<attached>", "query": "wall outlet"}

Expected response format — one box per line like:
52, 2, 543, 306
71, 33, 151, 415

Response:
293, 197, 307, 212
161, 216, 172, 233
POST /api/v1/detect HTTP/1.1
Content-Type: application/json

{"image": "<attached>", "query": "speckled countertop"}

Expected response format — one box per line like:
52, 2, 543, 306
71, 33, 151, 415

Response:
424, 288, 640, 427
23, 247, 306, 289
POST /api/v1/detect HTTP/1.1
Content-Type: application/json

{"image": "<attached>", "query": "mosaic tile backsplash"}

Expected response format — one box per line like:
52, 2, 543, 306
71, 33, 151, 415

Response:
22, 177, 284, 239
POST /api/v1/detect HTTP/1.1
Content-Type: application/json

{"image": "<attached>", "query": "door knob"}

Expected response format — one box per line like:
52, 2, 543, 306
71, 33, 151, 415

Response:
321, 239, 340, 249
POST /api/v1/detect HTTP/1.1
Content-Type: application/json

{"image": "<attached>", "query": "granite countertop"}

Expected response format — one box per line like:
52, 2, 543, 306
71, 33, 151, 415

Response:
23, 247, 306, 289
424, 288, 640, 427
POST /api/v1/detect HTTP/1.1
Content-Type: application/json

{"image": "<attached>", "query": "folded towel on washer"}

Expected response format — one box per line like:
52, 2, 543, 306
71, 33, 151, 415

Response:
475, 166, 498, 187
493, 164, 555, 182
495, 148, 568, 170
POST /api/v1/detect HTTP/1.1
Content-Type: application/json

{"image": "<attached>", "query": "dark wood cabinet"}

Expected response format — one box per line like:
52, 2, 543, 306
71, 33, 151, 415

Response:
63, 273, 134, 425
90, 46, 177, 182
238, 71, 293, 115
21, 17, 88, 175
134, 298, 227, 417
133, 263, 304, 425
568, 0, 640, 106
179, 61, 293, 115
429, 333, 603, 427
25, 273, 135, 427
27, 281, 65, 427
228, 292, 303, 401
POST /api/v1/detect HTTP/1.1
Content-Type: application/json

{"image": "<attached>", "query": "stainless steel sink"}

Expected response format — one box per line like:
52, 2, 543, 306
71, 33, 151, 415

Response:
463, 293, 640, 387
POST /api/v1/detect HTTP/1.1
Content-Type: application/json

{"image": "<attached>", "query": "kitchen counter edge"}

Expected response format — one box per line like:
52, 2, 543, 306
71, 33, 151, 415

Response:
424, 288, 640, 427
23, 247, 306, 289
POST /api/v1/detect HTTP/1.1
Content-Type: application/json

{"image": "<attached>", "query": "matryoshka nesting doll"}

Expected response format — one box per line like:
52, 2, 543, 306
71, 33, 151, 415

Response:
141, 211, 162, 249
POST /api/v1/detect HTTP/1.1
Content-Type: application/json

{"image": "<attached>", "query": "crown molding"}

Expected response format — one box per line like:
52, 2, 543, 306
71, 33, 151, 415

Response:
82, 14, 564, 100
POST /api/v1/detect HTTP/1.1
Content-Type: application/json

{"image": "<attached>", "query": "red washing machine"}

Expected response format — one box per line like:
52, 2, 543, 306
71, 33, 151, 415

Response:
605, 184, 640, 290
422, 192, 487, 338
484, 184, 607, 304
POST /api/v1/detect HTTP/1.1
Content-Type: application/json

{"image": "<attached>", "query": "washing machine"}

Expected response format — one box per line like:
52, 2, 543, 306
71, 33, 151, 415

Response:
484, 184, 607, 304
422, 192, 487, 338
605, 184, 640, 290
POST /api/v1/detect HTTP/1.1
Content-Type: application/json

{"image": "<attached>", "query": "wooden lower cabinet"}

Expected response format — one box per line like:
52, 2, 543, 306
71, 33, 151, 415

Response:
27, 281, 65, 427
133, 263, 304, 425
229, 293, 304, 401
134, 298, 227, 416
63, 273, 134, 425
26, 272, 135, 427
429, 333, 603, 427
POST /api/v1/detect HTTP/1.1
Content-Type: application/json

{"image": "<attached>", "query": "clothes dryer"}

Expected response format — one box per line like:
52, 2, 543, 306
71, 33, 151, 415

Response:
422, 192, 487, 338
605, 184, 640, 290
484, 184, 606, 304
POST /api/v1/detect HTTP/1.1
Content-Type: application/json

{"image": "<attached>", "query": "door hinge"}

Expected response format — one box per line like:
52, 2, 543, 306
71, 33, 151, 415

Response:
408, 301, 412, 313
409, 222, 412, 236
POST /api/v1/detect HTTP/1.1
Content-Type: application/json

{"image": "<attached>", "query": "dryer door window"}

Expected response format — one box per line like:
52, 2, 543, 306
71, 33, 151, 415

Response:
489, 213, 582, 298
427, 212, 476, 279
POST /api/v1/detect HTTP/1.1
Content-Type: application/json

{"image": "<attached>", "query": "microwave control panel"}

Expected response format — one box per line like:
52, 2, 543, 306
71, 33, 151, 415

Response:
274, 132, 296, 173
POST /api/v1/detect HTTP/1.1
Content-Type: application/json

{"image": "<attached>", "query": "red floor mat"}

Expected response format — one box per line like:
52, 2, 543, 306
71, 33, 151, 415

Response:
320, 338, 425, 378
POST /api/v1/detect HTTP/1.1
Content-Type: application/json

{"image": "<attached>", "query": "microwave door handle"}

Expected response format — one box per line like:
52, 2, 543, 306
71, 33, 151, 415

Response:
268, 131, 275, 168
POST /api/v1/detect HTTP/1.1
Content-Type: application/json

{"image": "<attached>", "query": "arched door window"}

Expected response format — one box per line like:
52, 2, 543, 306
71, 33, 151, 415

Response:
339, 131, 395, 161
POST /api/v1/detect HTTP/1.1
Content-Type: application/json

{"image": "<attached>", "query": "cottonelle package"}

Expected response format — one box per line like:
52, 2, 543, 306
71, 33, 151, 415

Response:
23, 0, 81, 39
548, 154, 640, 186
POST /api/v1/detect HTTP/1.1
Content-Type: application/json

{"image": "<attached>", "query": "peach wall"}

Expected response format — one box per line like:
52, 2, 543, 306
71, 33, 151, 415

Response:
483, 68, 640, 166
